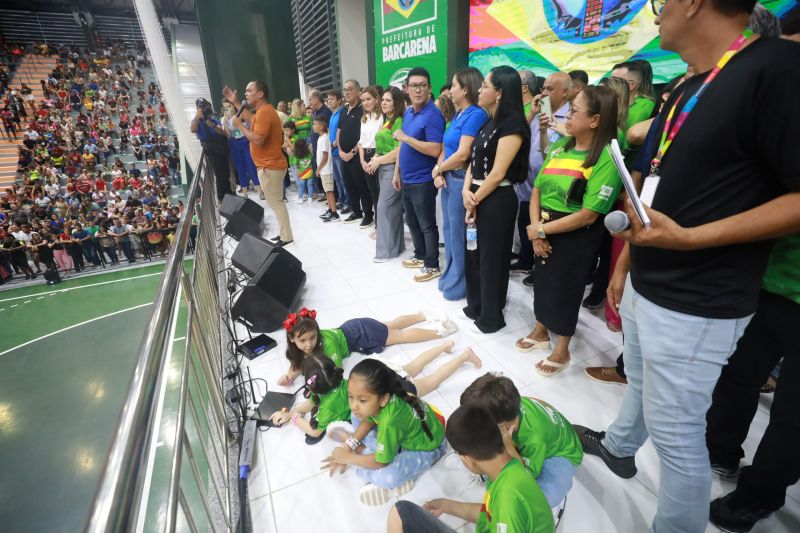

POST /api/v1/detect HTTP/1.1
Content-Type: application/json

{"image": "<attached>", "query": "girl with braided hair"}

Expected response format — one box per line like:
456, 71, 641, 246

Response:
320, 352, 481, 507
277, 307, 459, 387
271, 342, 481, 447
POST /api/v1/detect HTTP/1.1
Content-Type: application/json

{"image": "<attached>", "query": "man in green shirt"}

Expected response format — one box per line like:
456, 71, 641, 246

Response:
387, 405, 555, 533
461, 374, 582, 510
611, 61, 656, 130
705, 233, 800, 532
519, 70, 538, 124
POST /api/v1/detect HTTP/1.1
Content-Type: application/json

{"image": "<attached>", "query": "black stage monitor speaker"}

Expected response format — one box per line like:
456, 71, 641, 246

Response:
231, 248, 306, 332
224, 211, 261, 241
220, 194, 264, 222
231, 233, 276, 276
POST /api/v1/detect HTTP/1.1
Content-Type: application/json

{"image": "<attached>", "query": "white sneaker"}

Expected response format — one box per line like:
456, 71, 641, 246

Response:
294, 197, 305, 204
359, 479, 415, 507
436, 319, 458, 337
372, 257, 391, 263
421, 307, 448, 323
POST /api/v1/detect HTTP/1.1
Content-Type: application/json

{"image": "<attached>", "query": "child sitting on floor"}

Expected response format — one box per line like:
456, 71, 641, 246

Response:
460, 373, 583, 515
272, 341, 482, 445
277, 308, 458, 386
387, 404, 555, 533
321, 356, 479, 506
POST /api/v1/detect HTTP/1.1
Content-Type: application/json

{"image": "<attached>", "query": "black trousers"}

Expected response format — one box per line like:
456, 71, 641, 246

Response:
515, 200, 534, 270
208, 152, 233, 202
587, 230, 612, 297
341, 156, 373, 218
464, 185, 517, 333
706, 290, 800, 511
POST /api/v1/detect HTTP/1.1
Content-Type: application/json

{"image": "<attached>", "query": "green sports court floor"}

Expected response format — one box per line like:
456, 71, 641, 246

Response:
0, 263, 203, 532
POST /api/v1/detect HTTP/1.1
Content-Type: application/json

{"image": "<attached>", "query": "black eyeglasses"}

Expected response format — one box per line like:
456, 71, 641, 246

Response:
651, 0, 666, 16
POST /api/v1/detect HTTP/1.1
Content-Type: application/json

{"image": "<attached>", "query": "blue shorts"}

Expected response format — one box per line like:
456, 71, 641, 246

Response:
339, 318, 389, 355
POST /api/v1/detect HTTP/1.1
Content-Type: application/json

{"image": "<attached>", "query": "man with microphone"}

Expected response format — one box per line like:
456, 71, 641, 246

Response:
572, 1, 800, 532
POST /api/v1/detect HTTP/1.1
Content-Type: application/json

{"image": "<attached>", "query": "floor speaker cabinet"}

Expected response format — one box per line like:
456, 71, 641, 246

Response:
220, 194, 264, 221
231, 233, 277, 277
231, 248, 306, 333
224, 211, 261, 241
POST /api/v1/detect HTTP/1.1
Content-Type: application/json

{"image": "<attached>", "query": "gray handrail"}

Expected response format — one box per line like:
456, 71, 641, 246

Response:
85, 154, 208, 533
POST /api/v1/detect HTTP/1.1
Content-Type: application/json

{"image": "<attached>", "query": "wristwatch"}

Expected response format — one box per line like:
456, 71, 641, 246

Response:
537, 224, 546, 239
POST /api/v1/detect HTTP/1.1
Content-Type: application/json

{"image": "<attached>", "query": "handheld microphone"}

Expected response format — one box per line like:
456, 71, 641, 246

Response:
604, 210, 630, 234
236, 103, 247, 118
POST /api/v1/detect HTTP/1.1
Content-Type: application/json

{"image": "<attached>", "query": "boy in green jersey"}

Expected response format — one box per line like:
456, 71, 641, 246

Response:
387, 405, 555, 533
461, 374, 583, 511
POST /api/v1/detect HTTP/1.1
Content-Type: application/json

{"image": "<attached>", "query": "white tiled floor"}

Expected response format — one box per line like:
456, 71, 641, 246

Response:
229, 190, 799, 533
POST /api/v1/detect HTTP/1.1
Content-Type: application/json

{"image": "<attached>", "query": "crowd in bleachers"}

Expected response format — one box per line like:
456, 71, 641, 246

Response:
0, 41, 184, 284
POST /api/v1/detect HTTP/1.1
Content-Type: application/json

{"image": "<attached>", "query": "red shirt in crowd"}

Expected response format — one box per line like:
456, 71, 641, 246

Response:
95, 178, 106, 191
112, 176, 125, 190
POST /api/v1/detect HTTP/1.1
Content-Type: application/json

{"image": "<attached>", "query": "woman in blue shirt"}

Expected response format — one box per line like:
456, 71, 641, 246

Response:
432, 68, 487, 300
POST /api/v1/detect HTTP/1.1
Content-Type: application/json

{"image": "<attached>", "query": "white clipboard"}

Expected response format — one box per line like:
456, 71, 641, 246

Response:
609, 139, 651, 229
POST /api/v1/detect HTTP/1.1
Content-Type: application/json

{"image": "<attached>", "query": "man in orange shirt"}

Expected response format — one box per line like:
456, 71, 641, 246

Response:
225, 81, 294, 246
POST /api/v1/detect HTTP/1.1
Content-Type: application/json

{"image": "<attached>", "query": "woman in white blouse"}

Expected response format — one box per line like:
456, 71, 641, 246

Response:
358, 85, 384, 234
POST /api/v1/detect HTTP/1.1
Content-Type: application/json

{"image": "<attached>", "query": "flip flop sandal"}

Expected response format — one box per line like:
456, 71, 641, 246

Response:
535, 357, 570, 377
516, 337, 551, 353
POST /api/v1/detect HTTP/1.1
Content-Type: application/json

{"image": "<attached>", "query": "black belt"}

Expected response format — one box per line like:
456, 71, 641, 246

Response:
540, 208, 570, 221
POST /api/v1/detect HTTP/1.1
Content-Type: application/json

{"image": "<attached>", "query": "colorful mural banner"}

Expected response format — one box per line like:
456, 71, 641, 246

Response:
374, 0, 449, 90
469, 0, 795, 83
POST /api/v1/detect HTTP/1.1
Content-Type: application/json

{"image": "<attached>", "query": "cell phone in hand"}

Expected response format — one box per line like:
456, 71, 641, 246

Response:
540, 95, 552, 119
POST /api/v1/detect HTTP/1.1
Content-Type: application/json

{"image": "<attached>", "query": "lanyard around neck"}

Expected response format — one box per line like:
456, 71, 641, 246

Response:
651, 29, 752, 174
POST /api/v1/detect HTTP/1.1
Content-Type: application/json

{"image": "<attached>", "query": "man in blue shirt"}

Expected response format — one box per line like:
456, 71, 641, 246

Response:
393, 67, 445, 282
326, 90, 350, 212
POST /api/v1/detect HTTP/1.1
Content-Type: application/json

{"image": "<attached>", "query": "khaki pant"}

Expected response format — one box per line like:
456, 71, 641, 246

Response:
258, 167, 293, 242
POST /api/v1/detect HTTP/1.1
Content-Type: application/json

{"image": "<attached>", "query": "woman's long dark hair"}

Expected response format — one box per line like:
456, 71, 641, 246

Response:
383, 86, 406, 129
302, 353, 345, 430
486, 65, 530, 184
285, 317, 323, 371
349, 358, 433, 440
564, 85, 618, 169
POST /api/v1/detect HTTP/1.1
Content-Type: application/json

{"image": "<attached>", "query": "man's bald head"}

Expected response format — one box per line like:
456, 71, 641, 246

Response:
542, 72, 571, 109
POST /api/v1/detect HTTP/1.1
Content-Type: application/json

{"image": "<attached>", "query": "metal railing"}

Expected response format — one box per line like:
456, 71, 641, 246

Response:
85, 152, 234, 532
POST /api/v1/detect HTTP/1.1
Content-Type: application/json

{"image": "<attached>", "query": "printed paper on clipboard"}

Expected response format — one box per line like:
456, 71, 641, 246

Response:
609, 139, 651, 229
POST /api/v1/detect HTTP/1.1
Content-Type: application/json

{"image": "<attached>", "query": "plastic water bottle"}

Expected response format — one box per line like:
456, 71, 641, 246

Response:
466, 221, 477, 250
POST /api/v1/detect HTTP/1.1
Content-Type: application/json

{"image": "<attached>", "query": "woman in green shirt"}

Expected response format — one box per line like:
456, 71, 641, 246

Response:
367, 87, 406, 261
516, 86, 622, 377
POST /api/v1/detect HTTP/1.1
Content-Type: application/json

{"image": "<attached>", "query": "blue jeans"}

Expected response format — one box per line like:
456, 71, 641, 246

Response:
438, 170, 466, 300
331, 153, 349, 206
229, 137, 258, 187
353, 416, 446, 489
537, 456, 576, 507
604, 278, 752, 533
297, 178, 315, 199
402, 180, 439, 269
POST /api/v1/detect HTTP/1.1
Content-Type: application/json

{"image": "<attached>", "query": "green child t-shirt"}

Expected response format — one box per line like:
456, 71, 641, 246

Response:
319, 328, 350, 367
476, 458, 555, 533
535, 136, 622, 215
513, 397, 584, 477
368, 395, 445, 463
760, 234, 800, 305
312, 379, 351, 431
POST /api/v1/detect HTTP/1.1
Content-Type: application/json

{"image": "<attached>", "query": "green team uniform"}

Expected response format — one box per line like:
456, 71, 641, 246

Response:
513, 397, 584, 477
312, 379, 351, 431
293, 116, 311, 139
375, 117, 403, 156
319, 328, 349, 367
761, 234, 800, 304
535, 136, 622, 214
475, 458, 555, 533
368, 395, 445, 463
626, 96, 655, 130
290, 154, 313, 180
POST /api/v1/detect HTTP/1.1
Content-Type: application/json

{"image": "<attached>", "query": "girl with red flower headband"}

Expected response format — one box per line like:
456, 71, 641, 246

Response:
277, 308, 459, 387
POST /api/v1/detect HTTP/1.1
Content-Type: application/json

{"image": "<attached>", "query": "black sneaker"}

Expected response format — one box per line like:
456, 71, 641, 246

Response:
340, 205, 352, 215
710, 490, 774, 533
336, 202, 345, 210
359, 216, 374, 229
272, 238, 294, 247
582, 291, 606, 309
573, 425, 637, 479
316, 196, 327, 203
322, 211, 340, 222
343, 212, 362, 224
522, 273, 535, 287
319, 208, 331, 219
